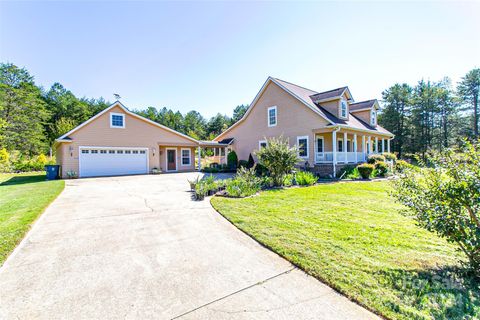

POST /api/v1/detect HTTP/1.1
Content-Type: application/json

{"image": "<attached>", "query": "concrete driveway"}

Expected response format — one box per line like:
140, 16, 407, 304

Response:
0, 173, 378, 319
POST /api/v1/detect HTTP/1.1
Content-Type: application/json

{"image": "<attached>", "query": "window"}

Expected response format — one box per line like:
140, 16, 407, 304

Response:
100, 150, 107, 154
340, 100, 348, 118
181, 149, 191, 166
297, 136, 309, 158
140, 150, 146, 154
347, 140, 352, 152
371, 109, 377, 126
258, 140, 267, 149
91, 149, 98, 154
220, 148, 225, 156
117, 150, 123, 154
338, 139, 344, 152
132, 150, 139, 154
316, 137, 324, 153
81, 149, 89, 154
267, 106, 277, 127
125, 150, 131, 154
110, 113, 125, 128
108, 150, 115, 154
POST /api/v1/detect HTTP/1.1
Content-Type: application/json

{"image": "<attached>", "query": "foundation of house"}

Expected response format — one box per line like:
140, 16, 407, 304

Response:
311, 163, 355, 178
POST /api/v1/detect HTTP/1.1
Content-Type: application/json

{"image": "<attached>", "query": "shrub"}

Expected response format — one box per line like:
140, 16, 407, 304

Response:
246, 153, 255, 169
227, 150, 238, 169
282, 174, 294, 187
238, 160, 248, 168
337, 165, 356, 179
0, 148, 10, 172
367, 154, 386, 164
357, 163, 375, 179
225, 167, 261, 197
374, 161, 389, 177
395, 159, 414, 173
255, 137, 299, 186
295, 171, 317, 186
346, 167, 360, 179
382, 152, 397, 162
392, 140, 480, 275
254, 163, 269, 176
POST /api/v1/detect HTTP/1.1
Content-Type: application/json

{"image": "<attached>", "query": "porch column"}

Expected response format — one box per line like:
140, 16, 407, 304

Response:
332, 130, 337, 176
354, 134, 358, 163
387, 139, 391, 153
368, 136, 371, 155
197, 147, 201, 171
362, 135, 366, 161
343, 131, 348, 164
375, 137, 379, 154
382, 139, 385, 153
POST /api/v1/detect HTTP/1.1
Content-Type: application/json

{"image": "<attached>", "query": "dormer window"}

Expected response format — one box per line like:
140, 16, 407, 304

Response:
370, 109, 377, 126
110, 113, 125, 128
340, 100, 348, 119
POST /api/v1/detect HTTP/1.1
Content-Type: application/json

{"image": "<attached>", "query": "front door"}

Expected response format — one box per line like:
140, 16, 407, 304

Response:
167, 149, 176, 171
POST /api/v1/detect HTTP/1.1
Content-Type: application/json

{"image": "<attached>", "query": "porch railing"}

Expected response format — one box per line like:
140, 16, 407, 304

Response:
315, 152, 369, 164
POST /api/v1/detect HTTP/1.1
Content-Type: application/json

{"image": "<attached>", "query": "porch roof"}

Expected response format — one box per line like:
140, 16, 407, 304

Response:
199, 140, 230, 147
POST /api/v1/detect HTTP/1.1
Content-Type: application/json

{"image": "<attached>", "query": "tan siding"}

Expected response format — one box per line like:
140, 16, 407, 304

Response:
57, 105, 196, 177
215, 81, 329, 164
353, 109, 371, 125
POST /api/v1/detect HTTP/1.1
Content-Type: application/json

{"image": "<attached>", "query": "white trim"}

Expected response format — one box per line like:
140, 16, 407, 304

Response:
258, 140, 267, 150
339, 99, 348, 119
181, 148, 191, 166
370, 109, 377, 126
110, 112, 125, 128
267, 106, 277, 127
57, 101, 198, 144
333, 124, 394, 138
214, 77, 335, 141
78, 146, 149, 178
316, 136, 324, 153
165, 147, 178, 172
297, 135, 309, 158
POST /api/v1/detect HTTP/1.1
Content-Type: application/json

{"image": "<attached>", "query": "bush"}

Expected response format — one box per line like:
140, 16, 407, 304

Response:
282, 174, 294, 187
238, 160, 248, 168
374, 161, 389, 177
255, 137, 299, 186
392, 140, 480, 275
382, 152, 397, 162
0, 148, 10, 172
246, 153, 255, 169
225, 167, 262, 197
227, 150, 238, 169
395, 160, 414, 173
254, 163, 269, 176
367, 154, 386, 164
337, 165, 356, 179
346, 167, 360, 179
357, 163, 375, 179
295, 171, 317, 186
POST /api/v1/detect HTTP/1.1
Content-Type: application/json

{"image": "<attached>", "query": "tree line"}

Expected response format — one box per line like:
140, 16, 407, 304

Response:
378, 68, 479, 157
1, 62, 478, 158
0, 62, 248, 155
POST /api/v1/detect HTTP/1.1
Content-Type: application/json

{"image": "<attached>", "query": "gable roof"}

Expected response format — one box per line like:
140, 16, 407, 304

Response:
56, 101, 199, 144
215, 77, 394, 140
349, 99, 377, 112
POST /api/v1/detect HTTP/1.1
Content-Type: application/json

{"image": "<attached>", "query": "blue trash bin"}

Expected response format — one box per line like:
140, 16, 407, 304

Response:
45, 165, 60, 180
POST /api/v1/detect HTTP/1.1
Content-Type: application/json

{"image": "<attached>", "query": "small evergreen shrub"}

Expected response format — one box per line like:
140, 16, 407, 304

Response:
367, 154, 386, 164
295, 171, 317, 186
227, 151, 238, 169
246, 153, 255, 169
337, 165, 356, 179
357, 163, 375, 179
225, 167, 262, 197
238, 160, 248, 168
374, 161, 389, 177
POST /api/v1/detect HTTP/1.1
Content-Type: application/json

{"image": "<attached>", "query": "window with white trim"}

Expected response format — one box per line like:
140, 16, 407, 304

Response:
316, 137, 324, 153
338, 139, 344, 152
181, 149, 191, 166
110, 113, 125, 128
297, 136, 309, 158
267, 106, 277, 127
258, 140, 267, 149
371, 109, 377, 126
340, 100, 348, 118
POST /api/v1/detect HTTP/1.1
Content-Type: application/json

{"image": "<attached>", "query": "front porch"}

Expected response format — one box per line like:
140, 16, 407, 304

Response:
313, 129, 392, 165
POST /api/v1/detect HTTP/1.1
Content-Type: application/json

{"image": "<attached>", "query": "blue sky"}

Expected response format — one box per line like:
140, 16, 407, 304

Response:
1, 1, 478, 118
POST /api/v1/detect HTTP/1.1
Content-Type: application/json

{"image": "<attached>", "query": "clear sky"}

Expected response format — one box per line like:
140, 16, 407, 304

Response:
1, 1, 478, 118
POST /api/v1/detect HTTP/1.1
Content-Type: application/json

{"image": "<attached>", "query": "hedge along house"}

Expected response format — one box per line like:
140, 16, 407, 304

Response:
54, 101, 229, 178
214, 77, 394, 177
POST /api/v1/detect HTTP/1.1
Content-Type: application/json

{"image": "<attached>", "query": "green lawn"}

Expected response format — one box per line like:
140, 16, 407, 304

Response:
0, 173, 64, 265
211, 181, 479, 320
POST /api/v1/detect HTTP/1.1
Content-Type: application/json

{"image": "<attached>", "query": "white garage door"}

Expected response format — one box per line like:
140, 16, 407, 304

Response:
79, 147, 148, 177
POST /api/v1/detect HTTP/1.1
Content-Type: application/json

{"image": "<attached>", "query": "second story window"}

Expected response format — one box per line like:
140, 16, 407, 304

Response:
371, 109, 377, 126
340, 101, 348, 118
110, 113, 125, 128
268, 106, 277, 127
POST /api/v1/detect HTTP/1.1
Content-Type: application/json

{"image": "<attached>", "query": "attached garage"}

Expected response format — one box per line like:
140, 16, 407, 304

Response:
79, 147, 148, 177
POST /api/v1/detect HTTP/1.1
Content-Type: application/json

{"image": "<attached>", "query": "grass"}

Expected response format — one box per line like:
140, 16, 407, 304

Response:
211, 181, 479, 320
0, 173, 64, 265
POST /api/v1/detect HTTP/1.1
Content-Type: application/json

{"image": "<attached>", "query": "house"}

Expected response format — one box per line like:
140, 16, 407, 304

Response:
54, 102, 228, 178
213, 77, 394, 176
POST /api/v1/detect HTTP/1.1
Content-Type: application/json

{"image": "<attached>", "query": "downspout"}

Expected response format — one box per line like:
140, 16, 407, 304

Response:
332, 127, 341, 178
